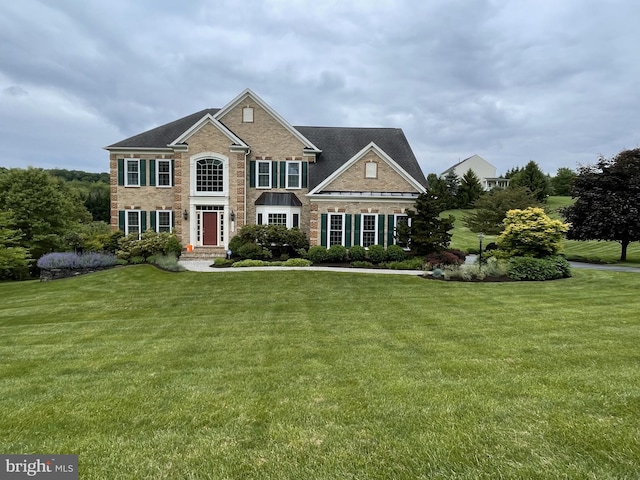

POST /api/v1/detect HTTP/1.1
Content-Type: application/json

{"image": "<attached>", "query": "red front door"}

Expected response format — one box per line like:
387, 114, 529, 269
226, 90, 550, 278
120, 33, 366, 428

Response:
202, 212, 218, 246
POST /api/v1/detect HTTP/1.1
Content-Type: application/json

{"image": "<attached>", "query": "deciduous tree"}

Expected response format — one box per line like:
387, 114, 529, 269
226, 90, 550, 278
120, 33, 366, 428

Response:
497, 207, 568, 258
563, 149, 640, 261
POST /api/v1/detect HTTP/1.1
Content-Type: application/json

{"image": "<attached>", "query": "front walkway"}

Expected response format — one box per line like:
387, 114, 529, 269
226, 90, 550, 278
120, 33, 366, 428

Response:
178, 260, 423, 275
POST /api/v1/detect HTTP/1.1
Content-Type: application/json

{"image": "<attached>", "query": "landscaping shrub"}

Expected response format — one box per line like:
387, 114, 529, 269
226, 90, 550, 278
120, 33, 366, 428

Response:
213, 258, 235, 267
348, 245, 367, 261
148, 254, 185, 272
228, 235, 246, 257
307, 246, 328, 263
283, 258, 312, 267
385, 258, 424, 270
327, 245, 348, 262
444, 264, 487, 281
508, 256, 572, 281
116, 231, 182, 262
351, 261, 374, 268
37, 252, 118, 270
425, 250, 464, 269
237, 242, 272, 260
386, 244, 407, 262
367, 244, 387, 264
232, 224, 309, 259
232, 259, 271, 267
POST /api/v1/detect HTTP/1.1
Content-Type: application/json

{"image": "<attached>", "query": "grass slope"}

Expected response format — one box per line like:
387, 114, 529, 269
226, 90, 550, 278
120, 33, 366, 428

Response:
1, 266, 640, 478
448, 196, 640, 264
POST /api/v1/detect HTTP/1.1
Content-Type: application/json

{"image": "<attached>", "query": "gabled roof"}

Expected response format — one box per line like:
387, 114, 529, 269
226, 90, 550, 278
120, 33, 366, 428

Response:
105, 108, 220, 150
168, 113, 249, 149
215, 88, 321, 153
295, 126, 427, 190
441, 154, 493, 176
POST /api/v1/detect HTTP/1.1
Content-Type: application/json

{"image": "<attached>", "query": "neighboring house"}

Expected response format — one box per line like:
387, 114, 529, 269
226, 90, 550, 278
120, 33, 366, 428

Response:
441, 154, 509, 190
105, 89, 427, 257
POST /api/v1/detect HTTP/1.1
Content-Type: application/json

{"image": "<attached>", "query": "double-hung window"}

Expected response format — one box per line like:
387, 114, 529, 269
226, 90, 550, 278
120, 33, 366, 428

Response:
257, 161, 271, 188
156, 160, 172, 187
362, 214, 377, 247
286, 161, 301, 189
328, 214, 344, 246
156, 211, 172, 233
126, 211, 141, 237
125, 159, 140, 186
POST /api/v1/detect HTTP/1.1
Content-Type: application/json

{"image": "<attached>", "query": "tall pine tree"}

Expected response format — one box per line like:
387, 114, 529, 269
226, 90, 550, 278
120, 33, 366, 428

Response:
407, 191, 455, 255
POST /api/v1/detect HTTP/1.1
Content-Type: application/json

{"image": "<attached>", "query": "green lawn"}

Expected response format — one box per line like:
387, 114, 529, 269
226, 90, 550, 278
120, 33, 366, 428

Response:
447, 196, 640, 264
1, 266, 640, 478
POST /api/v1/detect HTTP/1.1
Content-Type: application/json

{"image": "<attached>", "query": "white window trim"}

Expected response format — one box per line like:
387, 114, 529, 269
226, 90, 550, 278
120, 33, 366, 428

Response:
257, 160, 272, 189
125, 210, 141, 237
156, 159, 172, 188
286, 161, 302, 189
327, 213, 345, 246
360, 214, 379, 247
365, 161, 378, 179
156, 210, 173, 233
190, 153, 229, 197
256, 206, 301, 229
125, 159, 140, 187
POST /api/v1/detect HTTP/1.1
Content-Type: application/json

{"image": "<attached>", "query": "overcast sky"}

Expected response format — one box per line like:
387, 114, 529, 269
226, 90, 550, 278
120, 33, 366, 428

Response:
1, 0, 638, 176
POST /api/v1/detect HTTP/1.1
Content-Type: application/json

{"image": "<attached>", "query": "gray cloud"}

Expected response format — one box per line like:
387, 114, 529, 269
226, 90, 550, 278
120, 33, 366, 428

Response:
0, 0, 638, 175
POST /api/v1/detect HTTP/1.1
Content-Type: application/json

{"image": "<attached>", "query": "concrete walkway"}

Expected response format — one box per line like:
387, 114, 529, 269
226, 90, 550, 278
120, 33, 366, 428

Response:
180, 257, 640, 274
178, 260, 423, 275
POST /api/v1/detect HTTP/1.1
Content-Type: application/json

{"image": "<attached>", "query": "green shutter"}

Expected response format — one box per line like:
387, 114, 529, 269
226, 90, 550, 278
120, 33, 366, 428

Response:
280, 161, 286, 188
118, 210, 125, 231
387, 215, 395, 247
302, 162, 308, 188
249, 161, 256, 187
150, 211, 156, 231
320, 214, 327, 247
171, 160, 175, 186
345, 214, 352, 248
141, 211, 147, 232
272, 161, 278, 187
171, 211, 175, 228
117, 159, 124, 186
354, 215, 361, 246
378, 214, 385, 246
149, 160, 156, 186
140, 159, 147, 186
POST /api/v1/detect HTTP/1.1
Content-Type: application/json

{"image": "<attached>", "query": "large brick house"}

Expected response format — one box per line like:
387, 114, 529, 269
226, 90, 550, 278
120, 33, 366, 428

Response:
106, 89, 427, 257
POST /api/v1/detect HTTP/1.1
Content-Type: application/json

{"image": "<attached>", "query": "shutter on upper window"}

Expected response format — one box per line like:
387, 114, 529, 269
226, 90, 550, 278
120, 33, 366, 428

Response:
249, 161, 256, 187
171, 160, 175, 186
272, 161, 278, 187
279, 161, 286, 188
149, 160, 156, 187
302, 162, 308, 188
139, 160, 147, 186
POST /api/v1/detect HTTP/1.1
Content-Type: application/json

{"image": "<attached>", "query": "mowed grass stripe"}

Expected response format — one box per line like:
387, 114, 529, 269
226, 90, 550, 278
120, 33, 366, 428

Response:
1, 266, 639, 479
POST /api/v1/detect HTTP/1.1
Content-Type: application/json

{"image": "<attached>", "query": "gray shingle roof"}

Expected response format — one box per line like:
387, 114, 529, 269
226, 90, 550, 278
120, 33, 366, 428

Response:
295, 126, 427, 190
106, 108, 220, 149
106, 110, 427, 190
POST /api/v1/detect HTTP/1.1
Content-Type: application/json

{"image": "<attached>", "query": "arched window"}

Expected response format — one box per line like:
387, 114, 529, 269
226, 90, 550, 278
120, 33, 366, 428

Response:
196, 158, 224, 192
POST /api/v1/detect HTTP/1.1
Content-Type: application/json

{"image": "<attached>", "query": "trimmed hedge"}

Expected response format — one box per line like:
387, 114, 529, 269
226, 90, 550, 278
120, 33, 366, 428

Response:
508, 256, 572, 281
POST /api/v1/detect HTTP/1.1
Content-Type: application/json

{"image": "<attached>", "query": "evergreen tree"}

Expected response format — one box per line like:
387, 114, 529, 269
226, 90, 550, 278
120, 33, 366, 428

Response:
456, 169, 484, 208
426, 173, 455, 210
406, 191, 455, 255
509, 161, 551, 202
